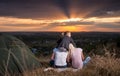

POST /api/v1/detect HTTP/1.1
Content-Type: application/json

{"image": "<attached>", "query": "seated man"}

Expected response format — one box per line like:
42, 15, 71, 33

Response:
58, 31, 76, 51
50, 48, 68, 68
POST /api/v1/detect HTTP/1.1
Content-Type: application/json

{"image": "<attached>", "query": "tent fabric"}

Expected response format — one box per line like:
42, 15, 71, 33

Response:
0, 34, 41, 75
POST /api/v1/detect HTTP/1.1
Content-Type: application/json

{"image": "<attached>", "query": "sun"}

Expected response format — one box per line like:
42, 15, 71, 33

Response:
65, 18, 82, 22
63, 26, 77, 31
55, 18, 82, 23
53, 18, 82, 32
53, 26, 78, 32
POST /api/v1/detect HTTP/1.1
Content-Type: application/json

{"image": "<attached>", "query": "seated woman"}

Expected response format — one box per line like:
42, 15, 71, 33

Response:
67, 44, 91, 69
51, 48, 68, 68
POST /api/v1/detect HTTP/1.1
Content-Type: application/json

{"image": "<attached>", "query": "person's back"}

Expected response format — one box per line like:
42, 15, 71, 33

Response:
58, 31, 76, 50
71, 48, 83, 69
56, 32, 64, 48
54, 48, 68, 68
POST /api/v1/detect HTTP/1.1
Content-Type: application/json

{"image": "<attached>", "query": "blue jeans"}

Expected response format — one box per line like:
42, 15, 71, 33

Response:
49, 60, 54, 67
49, 60, 67, 68
83, 56, 91, 66
55, 65, 67, 68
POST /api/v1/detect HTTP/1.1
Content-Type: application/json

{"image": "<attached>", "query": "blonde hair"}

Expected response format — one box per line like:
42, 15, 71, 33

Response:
69, 43, 75, 54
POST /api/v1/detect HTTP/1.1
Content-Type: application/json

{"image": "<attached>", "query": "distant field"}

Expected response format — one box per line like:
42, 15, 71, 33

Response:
0, 32, 120, 57
5, 32, 120, 57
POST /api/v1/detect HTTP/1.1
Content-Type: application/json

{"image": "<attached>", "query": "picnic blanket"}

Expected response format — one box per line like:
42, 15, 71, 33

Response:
44, 67, 80, 72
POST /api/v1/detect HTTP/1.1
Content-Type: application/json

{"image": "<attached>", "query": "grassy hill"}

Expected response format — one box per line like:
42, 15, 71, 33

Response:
18, 53, 120, 76
1, 32, 120, 76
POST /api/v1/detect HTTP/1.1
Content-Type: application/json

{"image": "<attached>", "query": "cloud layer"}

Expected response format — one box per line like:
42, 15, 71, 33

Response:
0, 16, 120, 32
0, 0, 120, 18
0, 0, 120, 32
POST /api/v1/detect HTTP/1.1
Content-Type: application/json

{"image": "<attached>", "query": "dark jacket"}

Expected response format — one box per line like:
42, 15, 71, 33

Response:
56, 37, 63, 48
58, 36, 76, 50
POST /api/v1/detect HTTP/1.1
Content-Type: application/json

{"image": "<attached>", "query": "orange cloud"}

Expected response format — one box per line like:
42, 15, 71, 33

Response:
0, 16, 120, 32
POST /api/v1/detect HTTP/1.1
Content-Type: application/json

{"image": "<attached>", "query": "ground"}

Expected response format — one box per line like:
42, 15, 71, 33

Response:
22, 54, 120, 76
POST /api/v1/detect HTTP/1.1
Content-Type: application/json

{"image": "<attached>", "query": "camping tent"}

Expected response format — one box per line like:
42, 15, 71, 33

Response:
0, 34, 41, 75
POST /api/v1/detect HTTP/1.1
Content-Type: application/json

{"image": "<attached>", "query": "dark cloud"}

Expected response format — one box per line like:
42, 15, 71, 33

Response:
39, 20, 95, 30
61, 21, 94, 26
0, 0, 62, 19
1, 24, 38, 27
115, 22, 120, 24
53, 0, 70, 18
0, 0, 120, 19
84, 0, 120, 17
39, 23, 59, 30
95, 23, 120, 29
40, 21, 120, 30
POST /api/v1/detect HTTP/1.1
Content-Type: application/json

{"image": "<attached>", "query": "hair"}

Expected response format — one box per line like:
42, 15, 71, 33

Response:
68, 43, 75, 57
69, 43, 75, 53
64, 31, 70, 35
61, 32, 64, 36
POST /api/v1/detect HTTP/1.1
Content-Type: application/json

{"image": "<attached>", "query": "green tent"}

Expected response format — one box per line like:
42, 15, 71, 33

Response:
0, 34, 41, 75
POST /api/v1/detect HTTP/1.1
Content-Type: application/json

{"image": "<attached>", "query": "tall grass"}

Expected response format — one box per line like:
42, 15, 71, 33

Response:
4, 49, 120, 76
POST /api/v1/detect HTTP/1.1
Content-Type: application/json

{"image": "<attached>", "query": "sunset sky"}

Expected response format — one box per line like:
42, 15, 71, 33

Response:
0, 0, 120, 32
